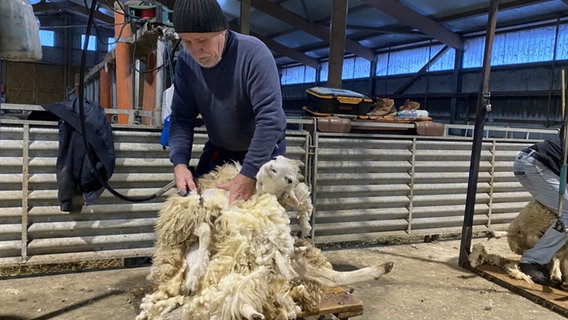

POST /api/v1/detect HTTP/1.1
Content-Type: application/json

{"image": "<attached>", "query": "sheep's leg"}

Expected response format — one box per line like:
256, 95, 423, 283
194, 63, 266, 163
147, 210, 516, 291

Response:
183, 222, 211, 295
158, 299, 183, 320
274, 250, 297, 280
469, 244, 534, 284
241, 303, 265, 320
503, 262, 534, 283
550, 257, 562, 284
484, 229, 508, 239
162, 304, 184, 320
297, 210, 311, 238
292, 256, 394, 287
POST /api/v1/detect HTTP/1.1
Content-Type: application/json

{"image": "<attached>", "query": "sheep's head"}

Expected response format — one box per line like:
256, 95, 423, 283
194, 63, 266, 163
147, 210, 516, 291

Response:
256, 156, 303, 201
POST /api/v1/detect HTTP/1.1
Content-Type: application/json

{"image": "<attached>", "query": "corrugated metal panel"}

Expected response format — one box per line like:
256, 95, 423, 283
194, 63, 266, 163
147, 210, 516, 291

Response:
311, 133, 533, 243
0, 120, 310, 267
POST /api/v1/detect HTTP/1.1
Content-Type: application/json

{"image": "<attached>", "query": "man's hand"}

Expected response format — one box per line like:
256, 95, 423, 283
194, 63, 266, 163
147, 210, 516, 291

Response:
217, 173, 256, 205
174, 164, 198, 196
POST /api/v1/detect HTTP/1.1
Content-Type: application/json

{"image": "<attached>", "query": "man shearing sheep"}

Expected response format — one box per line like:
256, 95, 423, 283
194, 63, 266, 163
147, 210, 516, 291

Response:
168, 0, 287, 205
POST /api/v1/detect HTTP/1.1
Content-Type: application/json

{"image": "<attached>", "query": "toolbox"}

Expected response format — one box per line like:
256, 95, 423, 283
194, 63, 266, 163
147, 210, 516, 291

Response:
305, 87, 372, 117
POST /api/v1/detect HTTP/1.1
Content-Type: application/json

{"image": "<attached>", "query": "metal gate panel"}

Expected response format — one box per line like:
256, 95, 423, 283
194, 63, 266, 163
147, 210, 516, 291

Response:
0, 120, 310, 267
0, 124, 25, 265
311, 132, 535, 244
313, 134, 412, 241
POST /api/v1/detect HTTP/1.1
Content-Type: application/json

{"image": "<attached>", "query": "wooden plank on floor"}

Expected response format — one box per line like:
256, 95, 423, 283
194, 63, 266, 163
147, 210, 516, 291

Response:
475, 265, 568, 317
299, 286, 364, 319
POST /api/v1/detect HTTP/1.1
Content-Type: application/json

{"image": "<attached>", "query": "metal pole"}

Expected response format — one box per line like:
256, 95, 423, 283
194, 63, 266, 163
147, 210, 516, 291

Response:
558, 69, 567, 219
459, 0, 500, 267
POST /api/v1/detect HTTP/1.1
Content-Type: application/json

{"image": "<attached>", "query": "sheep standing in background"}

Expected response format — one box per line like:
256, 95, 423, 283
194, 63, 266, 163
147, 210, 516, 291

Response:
137, 156, 394, 320
470, 199, 568, 288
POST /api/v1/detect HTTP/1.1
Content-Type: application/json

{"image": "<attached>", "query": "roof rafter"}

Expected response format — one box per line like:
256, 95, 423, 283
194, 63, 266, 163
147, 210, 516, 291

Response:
360, 0, 462, 49
256, 34, 319, 69
33, 0, 114, 25
228, 21, 318, 68
250, 0, 375, 61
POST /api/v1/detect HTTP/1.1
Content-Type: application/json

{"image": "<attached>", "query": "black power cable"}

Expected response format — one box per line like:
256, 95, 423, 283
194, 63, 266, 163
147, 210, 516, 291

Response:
79, 0, 174, 202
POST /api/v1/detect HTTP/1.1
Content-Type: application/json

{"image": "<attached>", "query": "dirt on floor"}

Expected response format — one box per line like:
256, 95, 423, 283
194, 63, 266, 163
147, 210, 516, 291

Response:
0, 237, 566, 320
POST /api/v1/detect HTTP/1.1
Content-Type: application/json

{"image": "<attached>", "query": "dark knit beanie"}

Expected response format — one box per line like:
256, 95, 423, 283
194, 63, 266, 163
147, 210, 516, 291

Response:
173, 0, 228, 33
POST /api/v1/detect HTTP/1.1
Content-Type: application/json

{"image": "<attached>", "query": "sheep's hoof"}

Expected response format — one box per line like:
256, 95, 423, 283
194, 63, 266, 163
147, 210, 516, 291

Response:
551, 275, 562, 286
384, 261, 394, 273
241, 303, 265, 320
182, 281, 197, 296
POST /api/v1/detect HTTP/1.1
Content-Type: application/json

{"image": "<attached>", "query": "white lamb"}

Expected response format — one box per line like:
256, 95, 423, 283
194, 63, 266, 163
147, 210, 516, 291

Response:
470, 199, 568, 288
137, 156, 394, 320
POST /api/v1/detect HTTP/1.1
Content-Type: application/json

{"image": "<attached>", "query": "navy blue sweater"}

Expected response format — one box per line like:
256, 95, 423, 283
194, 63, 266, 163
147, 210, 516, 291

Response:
168, 30, 286, 178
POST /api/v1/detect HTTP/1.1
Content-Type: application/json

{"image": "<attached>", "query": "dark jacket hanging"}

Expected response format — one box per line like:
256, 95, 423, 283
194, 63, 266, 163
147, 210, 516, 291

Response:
42, 98, 115, 212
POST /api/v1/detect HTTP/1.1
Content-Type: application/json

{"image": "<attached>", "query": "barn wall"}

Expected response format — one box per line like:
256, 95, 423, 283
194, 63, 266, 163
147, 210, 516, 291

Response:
284, 62, 568, 130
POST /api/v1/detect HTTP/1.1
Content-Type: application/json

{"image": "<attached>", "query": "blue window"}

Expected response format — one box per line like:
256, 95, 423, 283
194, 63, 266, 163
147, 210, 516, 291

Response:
429, 45, 456, 71
556, 23, 568, 60
375, 44, 455, 76
81, 34, 97, 51
280, 65, 316, 85
319, 57, 371, 81
39, 30, 55, 47
463, 25, 557, 68
108, 37, 116, 51
342, 57, 371, 79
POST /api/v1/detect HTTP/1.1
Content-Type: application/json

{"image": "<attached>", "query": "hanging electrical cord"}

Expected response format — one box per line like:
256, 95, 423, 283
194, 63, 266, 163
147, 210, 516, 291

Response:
79, 0, 175, 202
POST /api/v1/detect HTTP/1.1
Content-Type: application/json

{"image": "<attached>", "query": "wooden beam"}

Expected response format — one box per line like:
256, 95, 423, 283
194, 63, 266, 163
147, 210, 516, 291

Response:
250, 0, 375, 61
33, 1, 114, 25
327, 0, 348, 88
152, 0, 174, 10
345, 24, 430, 37
257, 35, 319, 69
240, 0, 251, 35
360, 0, 462, 49
440, 0, 555, 22
228, 21, 318, 68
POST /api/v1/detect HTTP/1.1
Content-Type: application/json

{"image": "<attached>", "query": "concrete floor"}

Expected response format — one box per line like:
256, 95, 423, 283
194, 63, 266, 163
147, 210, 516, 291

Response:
0, 238, 566, 320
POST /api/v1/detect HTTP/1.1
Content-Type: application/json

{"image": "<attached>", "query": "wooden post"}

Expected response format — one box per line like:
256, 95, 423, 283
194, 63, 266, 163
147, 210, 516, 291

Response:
99, 65, 112, 122
240, 0, 251, 35
142, 53, 157, 125
327, 0, 347, 89
114, 1, 133, 124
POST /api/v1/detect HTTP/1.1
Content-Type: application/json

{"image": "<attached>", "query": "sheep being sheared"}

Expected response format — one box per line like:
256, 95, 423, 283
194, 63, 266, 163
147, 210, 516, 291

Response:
470, 199, 568, 288
136, 156, 394, 320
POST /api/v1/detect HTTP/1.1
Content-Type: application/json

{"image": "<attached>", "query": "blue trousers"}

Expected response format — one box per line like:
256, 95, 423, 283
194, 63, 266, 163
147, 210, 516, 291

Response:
513, 149, 568, 265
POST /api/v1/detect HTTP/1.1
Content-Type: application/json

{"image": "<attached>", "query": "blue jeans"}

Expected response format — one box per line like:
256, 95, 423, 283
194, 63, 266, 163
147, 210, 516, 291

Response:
513, 150, 568, 265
